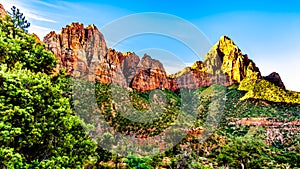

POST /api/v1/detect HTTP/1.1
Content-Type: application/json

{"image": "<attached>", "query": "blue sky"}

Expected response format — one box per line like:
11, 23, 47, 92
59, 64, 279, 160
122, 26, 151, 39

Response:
1, 0, 300, 91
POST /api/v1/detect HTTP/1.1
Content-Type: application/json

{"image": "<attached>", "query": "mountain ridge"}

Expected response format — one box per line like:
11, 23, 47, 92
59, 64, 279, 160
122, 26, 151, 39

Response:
43, 22, 286, 93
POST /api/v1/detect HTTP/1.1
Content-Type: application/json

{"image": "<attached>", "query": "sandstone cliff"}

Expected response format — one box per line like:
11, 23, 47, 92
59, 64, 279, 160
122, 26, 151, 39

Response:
43, 23, 169, 90
131, 54, 170, 91
119, 52, 140, 86
169, 36, 261, 90
169, 61, 213, 90
43, 23, 126, 86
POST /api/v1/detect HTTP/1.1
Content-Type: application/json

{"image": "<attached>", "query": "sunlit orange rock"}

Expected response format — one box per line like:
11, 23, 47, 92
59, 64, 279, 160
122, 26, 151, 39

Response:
43, 23, 126, 86
0, 4, 6, 18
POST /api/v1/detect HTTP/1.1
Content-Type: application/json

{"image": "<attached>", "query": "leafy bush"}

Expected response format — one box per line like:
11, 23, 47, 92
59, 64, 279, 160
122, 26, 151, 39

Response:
125, 155, 153, 169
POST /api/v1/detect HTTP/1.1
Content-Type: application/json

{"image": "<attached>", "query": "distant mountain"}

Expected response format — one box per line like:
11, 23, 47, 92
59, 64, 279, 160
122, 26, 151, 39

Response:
43, 22, 287, 97
263, 72, 285, 89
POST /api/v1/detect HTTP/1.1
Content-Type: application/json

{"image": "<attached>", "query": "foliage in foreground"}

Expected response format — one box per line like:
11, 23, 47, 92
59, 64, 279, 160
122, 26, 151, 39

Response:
0, 13, 96, 168
0, 14, 56, 74
90, 83, 300, 168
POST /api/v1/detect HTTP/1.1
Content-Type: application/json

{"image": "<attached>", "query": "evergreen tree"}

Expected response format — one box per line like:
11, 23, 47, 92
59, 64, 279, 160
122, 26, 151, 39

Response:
7, 6, 30, 32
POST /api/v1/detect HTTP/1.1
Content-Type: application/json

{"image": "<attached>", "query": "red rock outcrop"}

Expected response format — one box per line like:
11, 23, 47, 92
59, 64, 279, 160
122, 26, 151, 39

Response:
43, 23, 170, 90
131, 54, 170, 91
264, 72, 285, 89
119, 52, 140, 85
169, 61, 216, 90
43, 23, 126, 86
0, 4, 6, 18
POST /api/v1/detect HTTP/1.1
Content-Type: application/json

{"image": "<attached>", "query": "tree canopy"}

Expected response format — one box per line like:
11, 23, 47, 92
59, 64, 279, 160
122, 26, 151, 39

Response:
0, 11, 96, 168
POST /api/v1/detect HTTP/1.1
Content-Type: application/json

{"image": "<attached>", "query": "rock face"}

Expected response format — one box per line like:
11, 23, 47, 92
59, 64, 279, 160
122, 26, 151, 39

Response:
168, 36, 261, 90
203, 36, 261, 85
264, 72, 285, 89
119, 52, 140, 86
131, 54, 170, 91
169, 61, 213, 90
43, 23, 126, 86
43, 23, 169, 90
0, 4, 6, 18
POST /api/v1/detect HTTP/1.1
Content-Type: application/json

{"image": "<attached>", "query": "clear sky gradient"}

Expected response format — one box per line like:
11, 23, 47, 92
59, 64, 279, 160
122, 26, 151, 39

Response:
1, 0, 300, 91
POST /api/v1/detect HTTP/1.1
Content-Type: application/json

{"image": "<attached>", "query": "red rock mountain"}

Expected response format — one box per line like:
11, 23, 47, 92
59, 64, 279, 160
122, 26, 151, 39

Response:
43, 23, 284, 91
131, 54, 170, 91
44, 23, 170, 91
0, 4, 6, 18
44, 23, 126, 86
119, 52, 140, 86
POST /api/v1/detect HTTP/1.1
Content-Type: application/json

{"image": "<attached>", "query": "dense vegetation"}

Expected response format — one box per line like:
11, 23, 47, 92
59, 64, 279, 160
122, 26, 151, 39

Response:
239, 77, 300, 104
90, 83, 300, 168
2, 6, 300, 169
0, 11, 96, 168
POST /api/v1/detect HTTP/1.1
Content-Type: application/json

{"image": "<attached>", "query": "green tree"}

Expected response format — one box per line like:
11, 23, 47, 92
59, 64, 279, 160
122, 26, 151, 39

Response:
0, 11, 96, 168
217, 134, 271, 168
7, 6, 30, 32
125, 155, 153, 169
0, 64, 96, 168
0, 15, 56, 74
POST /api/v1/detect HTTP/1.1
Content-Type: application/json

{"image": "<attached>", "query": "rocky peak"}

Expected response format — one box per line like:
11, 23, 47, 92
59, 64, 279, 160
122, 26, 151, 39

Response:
131, 54, 170, 91
168, 36, 262, 90
204, 35, 261, 84
0, 4, 6, 18
44, 22, 106, 72
119, 52, 140, 85
264, 72, 285, 89
138, 54, 165, 71
43, 22, 126, 86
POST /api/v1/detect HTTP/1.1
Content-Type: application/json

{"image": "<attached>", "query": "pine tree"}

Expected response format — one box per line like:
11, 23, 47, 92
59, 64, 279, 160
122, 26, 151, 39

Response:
7, 6, 30, 32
